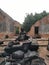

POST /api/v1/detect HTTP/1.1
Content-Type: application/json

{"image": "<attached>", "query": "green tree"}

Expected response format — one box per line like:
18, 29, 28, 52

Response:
15, 27, 19, 34
22, 13, 34, 32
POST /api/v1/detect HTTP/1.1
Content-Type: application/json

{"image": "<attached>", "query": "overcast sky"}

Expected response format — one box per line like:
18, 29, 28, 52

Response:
0, 0, 49, 23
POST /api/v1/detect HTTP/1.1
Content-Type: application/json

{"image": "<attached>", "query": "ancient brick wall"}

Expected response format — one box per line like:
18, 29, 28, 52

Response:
0, 9, 21, 38
28, 15, 49, 38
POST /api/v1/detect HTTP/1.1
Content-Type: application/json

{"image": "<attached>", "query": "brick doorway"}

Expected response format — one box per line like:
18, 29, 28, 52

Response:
35, 27, 39, 35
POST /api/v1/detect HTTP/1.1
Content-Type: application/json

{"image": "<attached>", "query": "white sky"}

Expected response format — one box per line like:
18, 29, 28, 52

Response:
0, 0, 49, 24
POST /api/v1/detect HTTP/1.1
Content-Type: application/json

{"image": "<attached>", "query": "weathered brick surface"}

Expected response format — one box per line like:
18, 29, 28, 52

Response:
38, 40, 49, 65
28, 15, 49, 38
0, 9, 21, 39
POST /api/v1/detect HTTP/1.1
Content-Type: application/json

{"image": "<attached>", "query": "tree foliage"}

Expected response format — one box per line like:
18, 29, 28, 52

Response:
15, 27, 19, 34
22, 11, 49, 32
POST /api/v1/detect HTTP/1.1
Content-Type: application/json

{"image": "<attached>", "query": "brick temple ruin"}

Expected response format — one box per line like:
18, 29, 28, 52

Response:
28, 15, 49, 38
0, 9, 21, 38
